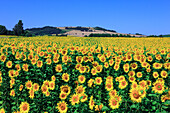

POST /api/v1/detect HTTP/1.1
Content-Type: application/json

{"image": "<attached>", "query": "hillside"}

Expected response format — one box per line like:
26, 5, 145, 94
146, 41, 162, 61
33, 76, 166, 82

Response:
26, 26, 62, 36
26, 26, 146, 37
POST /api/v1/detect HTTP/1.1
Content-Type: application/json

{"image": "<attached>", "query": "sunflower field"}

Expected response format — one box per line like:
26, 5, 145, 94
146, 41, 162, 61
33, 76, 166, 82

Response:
0, 36, 170, 113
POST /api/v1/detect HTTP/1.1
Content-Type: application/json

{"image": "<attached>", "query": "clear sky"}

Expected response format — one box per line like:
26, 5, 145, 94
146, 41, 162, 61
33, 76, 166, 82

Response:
0, 0, 170, 35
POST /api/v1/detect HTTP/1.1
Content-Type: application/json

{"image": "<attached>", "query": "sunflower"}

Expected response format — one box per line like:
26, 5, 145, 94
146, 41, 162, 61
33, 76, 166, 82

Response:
85, 66, 90, 73
41, 84, 48, 94
59, 92, 67, 100
79, 66, 86, 73
53, 57, 59, 63
25, 80, 32, 90
29, 89, 34, 99
56, 101, 68, 113
6, 61, 12, 68
119, 80, 128, 89
76, 56, 83, 63
124, 67, 129, 73
74, 64, 81, 70
75, 85, 85, 95
62, 55, 69, 63
91, 68, 97, 75
161, 95, 169, 102
62, 73, 70, 82
109, 97, 119, 109
70, 94, 79, 105
141, 62, 148, 68
43, 80, 50, 87
33, 83, 39, 92
153, 72, 159, 78
10, 89, 15, 97
51, 75, 56, 81
129, 88, 142, 103
109, 59, 114, 66
153, 63, 162, 69
0, 76, 2, 84
19, 102, 30, 113
83, 56, 89, 62
10, 78, 15, 85
160, 70, 168, 78
61, 49, 68, 56
96, 65, 103, 73
99, 55, 106, 62
123, 63, 129, 69
114, 64, 119, 71
157, 78, 165, 84
22, 64, 29, 72
55, 64, 63, 72
106, 76, 113, 80
147, 56, 153, 62
138, 87, 146, 98
0, 54, 6, 62
109, 89, 117, 97
0, 108, 5, 113
139, 80, 147, 89
60, 85, 71, 95
136, 72, 142, 78
49, 81, 55, 90
39, 51, 44, 57
119, 75, 125, 81
88, 79, 94, 87
80, 93, 88, 102
146, 80, 152, 87
45, 91, 50, 97
105, 83, 113, 91
95, 77, 102, 85
129, 76, 136, 82
89, 96, 95, 110
28, 54, 33, 60
152, 81, 165, 94
19, 84, 24, 91
78, 75, 86, 84
15, 64, 21, 71
130, 62, 138, 70
92, 61, 99, 67
46, 58, 52, 65
128, 71, 135, 77
37, 60, 43, 68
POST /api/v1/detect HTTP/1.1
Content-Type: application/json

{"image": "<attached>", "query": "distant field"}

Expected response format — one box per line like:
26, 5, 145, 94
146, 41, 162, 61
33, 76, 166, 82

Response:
0, 36, 169, 113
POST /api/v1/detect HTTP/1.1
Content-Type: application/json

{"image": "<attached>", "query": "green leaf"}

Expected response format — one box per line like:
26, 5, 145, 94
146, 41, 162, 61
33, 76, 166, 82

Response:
152, 101, 157, 105
164, 100, 170, 105
98, 91, 101, 94
161, 110, 167, 113
131, 104, 136, 108
152, 106, 156, 110
102, 106, 109, 111
0, 101, 3, 104
162, 105, 168, 109
148, 94, 157, 97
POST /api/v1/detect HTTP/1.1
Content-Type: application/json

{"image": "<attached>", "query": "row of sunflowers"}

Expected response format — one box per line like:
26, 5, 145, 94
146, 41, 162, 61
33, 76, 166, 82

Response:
0, 36, 170, 113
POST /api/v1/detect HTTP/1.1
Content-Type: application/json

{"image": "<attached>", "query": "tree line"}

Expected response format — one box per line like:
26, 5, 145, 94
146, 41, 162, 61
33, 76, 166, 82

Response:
0, 20, 62, 37
0, 20, 27, 36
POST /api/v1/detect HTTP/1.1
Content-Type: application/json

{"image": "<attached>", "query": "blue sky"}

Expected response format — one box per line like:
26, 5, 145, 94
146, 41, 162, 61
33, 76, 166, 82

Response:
0, 0, 170, 35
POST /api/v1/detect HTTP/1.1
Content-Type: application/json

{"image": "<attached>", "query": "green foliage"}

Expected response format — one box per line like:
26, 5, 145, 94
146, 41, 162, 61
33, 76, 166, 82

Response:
94, 26, 116, 32
0, 25, 7, 35
26, 26, 62, 36
13, 20, 24, 36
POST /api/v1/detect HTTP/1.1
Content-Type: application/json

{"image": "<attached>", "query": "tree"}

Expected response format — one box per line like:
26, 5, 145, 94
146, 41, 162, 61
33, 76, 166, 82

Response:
13, 20, 24, 36
0, 25, 7, 35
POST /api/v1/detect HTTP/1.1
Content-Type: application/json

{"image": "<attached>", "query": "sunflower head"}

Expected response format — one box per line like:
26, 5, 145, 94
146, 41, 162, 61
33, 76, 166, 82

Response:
19, 102, 30, 113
